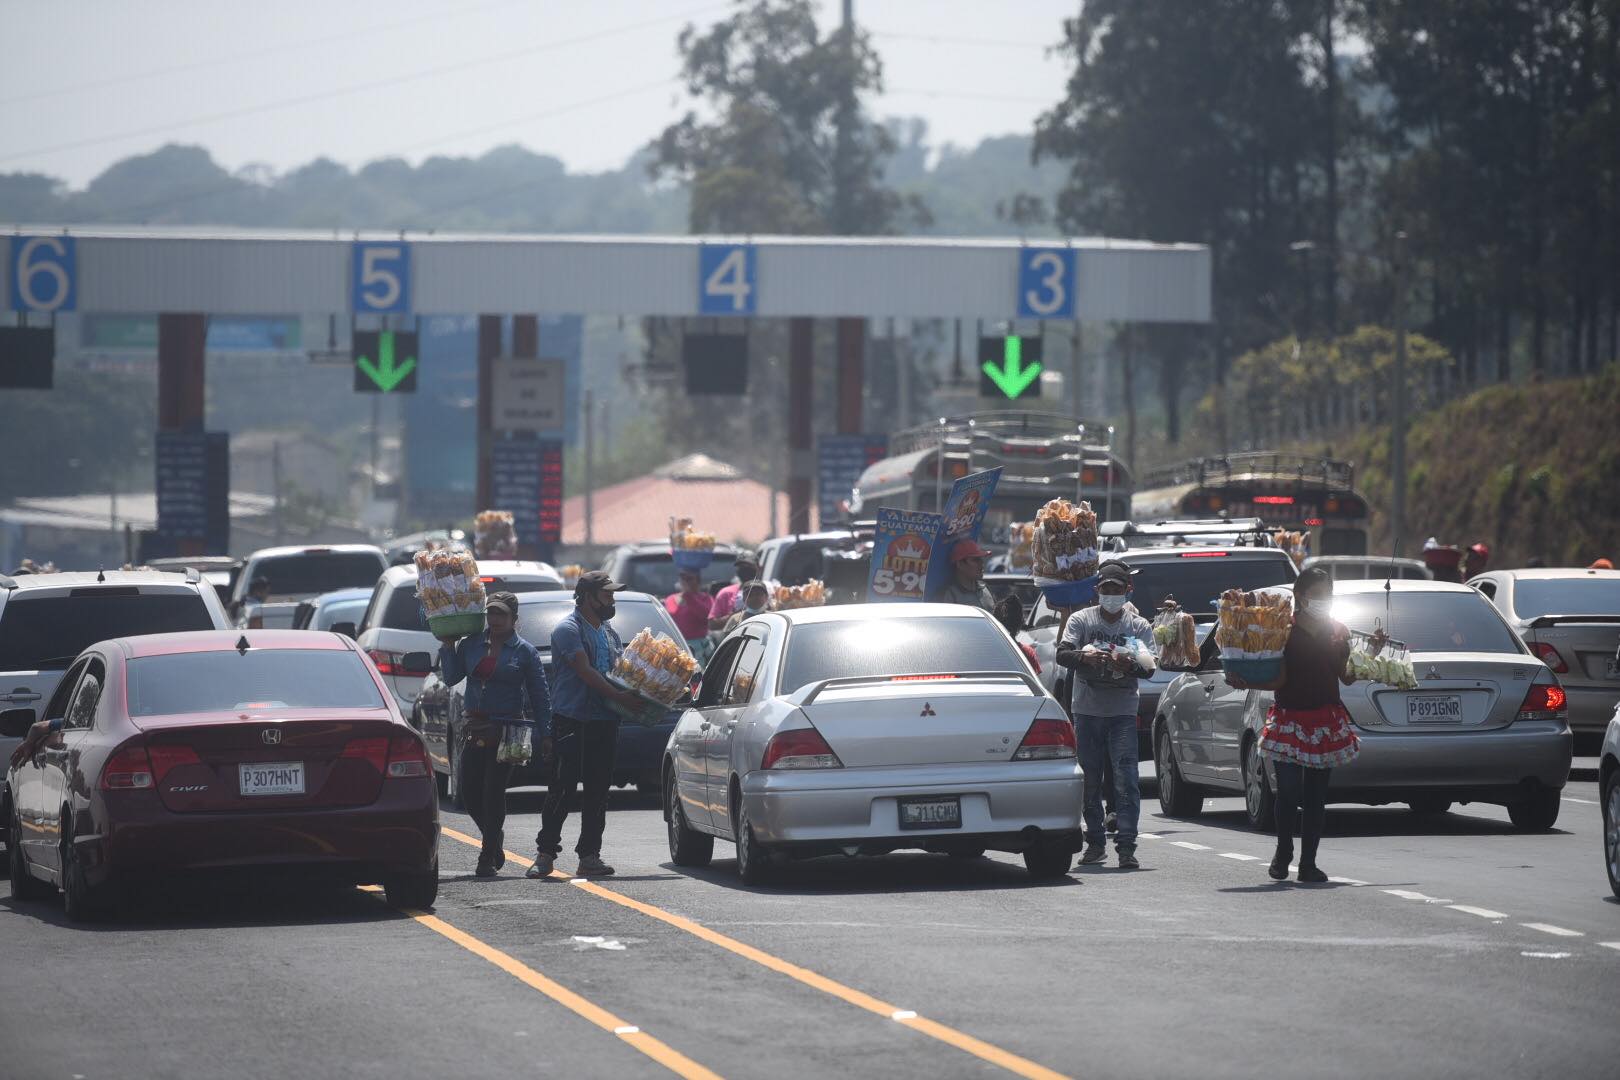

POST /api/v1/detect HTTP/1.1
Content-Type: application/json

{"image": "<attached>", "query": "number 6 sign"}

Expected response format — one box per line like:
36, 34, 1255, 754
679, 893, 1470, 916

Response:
10, 236, 76, 313
697, 244, 756, 315
1017, 247, 1076, 319
352, 241, 411, 314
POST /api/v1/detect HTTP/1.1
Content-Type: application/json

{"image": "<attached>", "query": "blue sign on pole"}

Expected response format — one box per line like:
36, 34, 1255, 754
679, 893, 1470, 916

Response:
817, 433, 889, 526
867, 508, 945, 603
697, 244, 756, 315
352, 241, 411, 314
1017, 247, 1075, 320
9, 235, 76, 313
923, 468, 1004, 600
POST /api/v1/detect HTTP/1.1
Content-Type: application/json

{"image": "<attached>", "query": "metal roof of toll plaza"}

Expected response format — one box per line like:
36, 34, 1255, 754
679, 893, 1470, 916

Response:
1, 226, 1210, 323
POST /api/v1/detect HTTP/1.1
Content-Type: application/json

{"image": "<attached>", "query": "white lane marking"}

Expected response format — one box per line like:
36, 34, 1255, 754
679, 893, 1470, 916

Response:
1560, 796, 1596, 805
1600, 942, 1620, 952
1522, 923, 1584, 937
1447, 904, 1509, 920
1138, 833, 1162, 840
1520, 951, 1571, 959
1384, 889, 1452, 904
1170, 841, 1212, 851
1218, 852, 1261, 861
891, 1010, 918, 1021
613, 1025, 640, 1035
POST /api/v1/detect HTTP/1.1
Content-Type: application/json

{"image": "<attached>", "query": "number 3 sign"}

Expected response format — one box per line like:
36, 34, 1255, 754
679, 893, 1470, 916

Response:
1017, 247, 1076, 319
10, 236, 76, 313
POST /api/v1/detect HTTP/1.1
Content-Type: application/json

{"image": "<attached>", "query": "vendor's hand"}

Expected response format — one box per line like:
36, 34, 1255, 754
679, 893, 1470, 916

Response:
1110, 651, 1136, 673
10, 720, 51, 769
612, 688, 639, 707
1368, 628, 1390, 655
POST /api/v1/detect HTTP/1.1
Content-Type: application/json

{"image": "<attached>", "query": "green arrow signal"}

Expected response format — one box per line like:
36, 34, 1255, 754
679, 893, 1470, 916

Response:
981, 335, 1042, 398
356, 330, 417, 392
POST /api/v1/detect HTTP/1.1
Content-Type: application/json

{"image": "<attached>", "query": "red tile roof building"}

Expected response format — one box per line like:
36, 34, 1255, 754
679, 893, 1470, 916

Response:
561, 454, 791, 548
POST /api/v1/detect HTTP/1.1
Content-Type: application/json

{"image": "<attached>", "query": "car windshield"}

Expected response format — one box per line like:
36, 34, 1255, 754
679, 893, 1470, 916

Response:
0, 593, 215, 670
1126, 555, 1297, 620
1511, 578, 1620, 620
623, 554, 737, 597
314, 599, 371, 631
382, 578, 563, 631
516, 599, 685, 655
778, 615, 1023, 694
1332, 592, 1523, 654
126, 649, 386, 715
249, 552, 384, 597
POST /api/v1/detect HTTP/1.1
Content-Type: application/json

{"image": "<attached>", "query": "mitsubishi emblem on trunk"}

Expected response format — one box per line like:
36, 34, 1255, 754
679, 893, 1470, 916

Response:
920, 703, 936, 717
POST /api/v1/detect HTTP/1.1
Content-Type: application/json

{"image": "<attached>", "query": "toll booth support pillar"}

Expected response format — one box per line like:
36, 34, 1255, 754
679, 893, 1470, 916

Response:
157, 313, 207, 557
511, 315, 543, 562
475, 314, 501, 513
787, 317, 814, 533
836, 317, 864, 434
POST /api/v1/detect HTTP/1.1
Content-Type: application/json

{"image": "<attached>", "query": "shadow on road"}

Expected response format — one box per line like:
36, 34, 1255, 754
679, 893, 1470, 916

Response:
0, 874, 406, 933
1145, 805, 1560, 841
667, 852, 1081, 896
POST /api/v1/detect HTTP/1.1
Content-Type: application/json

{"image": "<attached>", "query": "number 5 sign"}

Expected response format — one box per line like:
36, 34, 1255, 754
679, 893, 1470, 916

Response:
697, 244, 756, 315
352, 242, 410, 314
1017, 247, 1076, 319
10, 236, 76, 313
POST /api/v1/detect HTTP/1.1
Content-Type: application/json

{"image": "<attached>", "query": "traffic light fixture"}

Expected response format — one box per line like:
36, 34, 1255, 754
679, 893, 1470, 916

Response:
353, 329, 418, 393
682, 331, 748, 395
979, 334, 1043, 400
0, 326, 55, 389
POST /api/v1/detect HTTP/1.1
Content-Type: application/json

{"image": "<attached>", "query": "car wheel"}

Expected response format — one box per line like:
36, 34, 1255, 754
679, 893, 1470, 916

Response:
384, 855, 439, 910
7, 807, 49, 901
444, 731, 465, 811
948, 848, 988, 860
1602, 772, 1619, 900
732, 796, 772, 885
1022, 841, 1072, 880
1506, 788, 1561, 832
1242, 738, 1275, 831
1407, 797, 1453, 816
60, 816, 109, 923
666, 768, 714, 868
1156, 726, 1203, 817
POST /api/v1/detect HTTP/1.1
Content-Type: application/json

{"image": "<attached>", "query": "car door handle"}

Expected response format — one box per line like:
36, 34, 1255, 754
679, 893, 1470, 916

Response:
3, 691, 40, 702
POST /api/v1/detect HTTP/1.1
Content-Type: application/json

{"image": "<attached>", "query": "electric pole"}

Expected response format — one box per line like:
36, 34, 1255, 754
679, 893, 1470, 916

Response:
1391, 231, 1409, 556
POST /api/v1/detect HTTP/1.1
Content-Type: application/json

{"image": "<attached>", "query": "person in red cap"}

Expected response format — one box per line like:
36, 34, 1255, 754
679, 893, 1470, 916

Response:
1461, 542, 1491, 580
1592, 558, 1615, 570
930, 538, 996, 611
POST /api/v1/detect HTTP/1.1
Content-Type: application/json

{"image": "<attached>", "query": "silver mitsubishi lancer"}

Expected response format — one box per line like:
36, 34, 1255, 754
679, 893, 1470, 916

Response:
661, 603, 1082, 883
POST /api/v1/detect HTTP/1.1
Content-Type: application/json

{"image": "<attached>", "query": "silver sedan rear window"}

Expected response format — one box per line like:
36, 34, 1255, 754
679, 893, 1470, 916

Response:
780, 617, 1021, 695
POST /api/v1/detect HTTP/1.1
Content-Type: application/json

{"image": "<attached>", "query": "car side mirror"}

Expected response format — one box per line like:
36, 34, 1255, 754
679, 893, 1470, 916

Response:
330, 621, 357, 640
400, 652, 434, 676
0, 708, 37, 737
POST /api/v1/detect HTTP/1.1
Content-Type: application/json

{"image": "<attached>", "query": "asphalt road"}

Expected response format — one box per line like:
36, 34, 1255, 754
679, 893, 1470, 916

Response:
3, 778, 1616, 1080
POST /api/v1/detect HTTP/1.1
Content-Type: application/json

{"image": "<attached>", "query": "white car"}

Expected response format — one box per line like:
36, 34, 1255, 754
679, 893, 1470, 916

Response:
662, 603, 1082, 882
356, 560, 564, 716
229, 544, 389, 629
1601, 702, 1619, 899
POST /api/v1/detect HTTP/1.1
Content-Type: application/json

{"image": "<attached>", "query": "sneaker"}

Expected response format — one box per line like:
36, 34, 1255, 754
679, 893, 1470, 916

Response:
1268, 855, 1290, 881
576, 854, 616, 878
1116, 849, 1139, 870
1104, 811, 1118, 834
525, 852, 556, 879
1297, 865, 1328, 884
1078, 842, 1108, 865
474, 859, 497, 879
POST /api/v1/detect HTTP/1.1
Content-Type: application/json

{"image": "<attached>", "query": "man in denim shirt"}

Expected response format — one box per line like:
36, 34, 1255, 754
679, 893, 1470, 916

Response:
529, 571, 638, 879
437, 591, 552, 877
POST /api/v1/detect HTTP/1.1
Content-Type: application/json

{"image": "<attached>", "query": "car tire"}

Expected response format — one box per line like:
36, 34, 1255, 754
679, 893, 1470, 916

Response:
7, 807, 49, 901
732, 797, 772, 886
1156, 726, 1203, 817
384, 855, 439, 910
1022, 841, 1072, 880
1603, 772, 1620, 901
1407, 797, 1453, 816
666, 769, 714, 868
60, 816, 110, 923
444, 731, 465, 811
1507, 789, 1561, 832
1242, 737, 1275, 832
948, 848, 988, 860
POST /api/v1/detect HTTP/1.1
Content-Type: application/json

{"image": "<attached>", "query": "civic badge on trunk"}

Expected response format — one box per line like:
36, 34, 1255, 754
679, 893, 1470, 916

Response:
261, 727, 282, 745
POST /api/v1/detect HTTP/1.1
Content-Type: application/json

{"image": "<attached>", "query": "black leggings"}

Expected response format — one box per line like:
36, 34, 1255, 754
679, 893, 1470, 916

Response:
460, 739, 512, 863
1273, 762, 1331, 868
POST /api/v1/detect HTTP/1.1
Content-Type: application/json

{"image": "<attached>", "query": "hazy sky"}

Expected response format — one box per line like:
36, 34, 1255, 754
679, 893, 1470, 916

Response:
0, 0, 1079, 188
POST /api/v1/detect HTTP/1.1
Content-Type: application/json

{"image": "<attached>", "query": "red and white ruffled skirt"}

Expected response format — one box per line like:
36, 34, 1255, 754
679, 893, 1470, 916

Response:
1258, 704, 1360, 769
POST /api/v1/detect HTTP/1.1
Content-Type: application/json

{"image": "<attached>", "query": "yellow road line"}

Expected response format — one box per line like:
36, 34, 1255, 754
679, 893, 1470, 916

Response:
361, 882, 723, 1080
440, 827, 1071, 1080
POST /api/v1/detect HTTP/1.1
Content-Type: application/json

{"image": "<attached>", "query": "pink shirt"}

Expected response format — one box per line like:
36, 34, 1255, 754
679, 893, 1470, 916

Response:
665, 591, 714, 640
711, 583, 743, 621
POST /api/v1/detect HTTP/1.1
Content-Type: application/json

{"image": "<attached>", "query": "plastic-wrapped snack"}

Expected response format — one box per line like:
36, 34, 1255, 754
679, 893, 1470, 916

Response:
1031, 498, 1100, 581
1345, 629, 1417, 689
1215, 589, 1293, 681
496, 723, 533, 766
1007, 522, 1036, 571
1152, 597, 1201, 669
474, 509, 517, 560
775, 579, 827, 610
612, 629, 700, 705
669, 516, 717, 552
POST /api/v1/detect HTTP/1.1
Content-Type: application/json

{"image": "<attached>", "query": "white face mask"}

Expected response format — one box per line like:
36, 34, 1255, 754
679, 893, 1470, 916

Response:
1099, 593, 1128, 614
1303, 598, 1333, 620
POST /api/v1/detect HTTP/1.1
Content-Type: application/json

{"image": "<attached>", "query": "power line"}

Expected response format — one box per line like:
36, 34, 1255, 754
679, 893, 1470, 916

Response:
0, 2, 728, 166
868, 29, 1056, 51
0, 0, 529, 108
885, 87, 1054, 105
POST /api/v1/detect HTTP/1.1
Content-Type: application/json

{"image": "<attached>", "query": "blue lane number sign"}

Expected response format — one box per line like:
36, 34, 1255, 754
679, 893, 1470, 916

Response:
352, 241, 410, 314
1017, 247, 1076, 319
698, 244, 756, 315
10, 236, 77, 313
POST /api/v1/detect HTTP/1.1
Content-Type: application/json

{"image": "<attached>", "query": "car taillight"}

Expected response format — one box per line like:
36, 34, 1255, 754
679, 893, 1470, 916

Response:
147, 744, 202, 784
101, 745, 155, 790
762, 727, 842, 770
1517, 684, 1568, 722
368, 649, 403, 676
341, 737, 390, 772
891, 674, 958, 682
1012, 717, 1077, 761
385, 733, 430, 778
1531, 642, 1568, 674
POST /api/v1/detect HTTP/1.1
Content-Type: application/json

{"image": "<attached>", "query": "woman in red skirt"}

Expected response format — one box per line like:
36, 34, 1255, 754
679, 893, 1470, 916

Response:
1230, 566, 1376, 883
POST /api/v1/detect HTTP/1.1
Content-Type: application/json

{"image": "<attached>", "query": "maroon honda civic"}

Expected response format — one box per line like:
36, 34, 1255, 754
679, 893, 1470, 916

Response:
5, 630, 438, 920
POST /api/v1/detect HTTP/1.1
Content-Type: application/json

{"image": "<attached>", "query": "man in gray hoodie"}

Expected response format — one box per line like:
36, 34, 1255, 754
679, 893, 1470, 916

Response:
1055, 561, 1156, 869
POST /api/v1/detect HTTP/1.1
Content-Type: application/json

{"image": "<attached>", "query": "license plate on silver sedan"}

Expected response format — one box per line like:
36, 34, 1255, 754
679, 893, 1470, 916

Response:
239, 762, 305, 796
1407, 695, 1462, 723
898, 796, 961, 830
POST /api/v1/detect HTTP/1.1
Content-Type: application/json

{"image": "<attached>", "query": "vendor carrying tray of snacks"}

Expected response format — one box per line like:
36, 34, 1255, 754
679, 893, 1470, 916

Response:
609, 628, 701, 726
1031, 497, 1100, 606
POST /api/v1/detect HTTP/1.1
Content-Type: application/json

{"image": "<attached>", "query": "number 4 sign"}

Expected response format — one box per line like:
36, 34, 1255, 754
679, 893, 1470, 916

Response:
698, 244, 756, 315
1017, 247, 1076, 319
